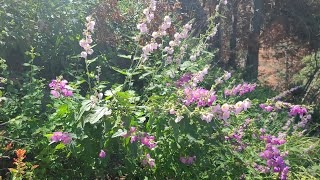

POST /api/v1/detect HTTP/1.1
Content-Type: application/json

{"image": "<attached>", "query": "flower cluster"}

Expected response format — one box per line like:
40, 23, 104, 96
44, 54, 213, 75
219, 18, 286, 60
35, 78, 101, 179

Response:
142, 154, 155, 168
122, 127, 157, 150
214, 71, 232, 85
210, 99, 251, 121
258, 134, 289, 180
289, 105, 307, 118
50, 132, 72, 145
224, 83, 256, 96
79, 16, 95, 58
183, 87, 216, 107
180, 155, 196, 165
191, 67, 208, 87
164, 23, 192, 64
259, 104, 274, 112
175, 73, 193, 88
225, 118, 252, 151
49, 79, 73, 98
137, 0, 157, 34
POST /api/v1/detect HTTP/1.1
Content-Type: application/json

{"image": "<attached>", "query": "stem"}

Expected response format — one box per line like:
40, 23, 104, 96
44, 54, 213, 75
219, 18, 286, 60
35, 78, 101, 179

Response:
85, 59, 92, 93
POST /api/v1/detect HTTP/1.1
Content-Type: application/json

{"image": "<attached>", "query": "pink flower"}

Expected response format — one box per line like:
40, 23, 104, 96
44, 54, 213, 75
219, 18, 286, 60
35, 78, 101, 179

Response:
99, 150, 106, 158
264, 106, 273, 112
130, 136, 138, 143
50, 132, 72, 145
224, 72, 231, 80
49, 78, 73, 98
143, 154, 155, 168
137, 23, 148, 33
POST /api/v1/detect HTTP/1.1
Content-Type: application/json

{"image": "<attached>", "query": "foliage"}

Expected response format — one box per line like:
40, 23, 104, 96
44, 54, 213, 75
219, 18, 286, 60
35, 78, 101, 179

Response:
0, 0, 319, 180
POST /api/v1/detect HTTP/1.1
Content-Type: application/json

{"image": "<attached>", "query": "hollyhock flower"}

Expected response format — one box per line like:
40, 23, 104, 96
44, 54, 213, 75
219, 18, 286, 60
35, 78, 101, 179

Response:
99, 150, 106, 158
180, 156, 196, 164
80, 16, 95, 58
50, 132, 72, 145
225, 83, 256, 96
264, 106, 273, 112
51, 90, 60, 98
221, 103, 230, 112
224, 71, 231, 80
201, 113, 214, 123
224, 89, 231, 96
143, 154, 155, 168
80, 51, 87, 58
49, 78, 73, 98
130, 136, 138, 143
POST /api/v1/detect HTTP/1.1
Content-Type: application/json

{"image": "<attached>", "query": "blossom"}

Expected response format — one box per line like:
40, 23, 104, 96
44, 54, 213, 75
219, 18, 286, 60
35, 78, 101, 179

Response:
99, 150, 106, 158
137, 23, 148, 33
225, 83, 256, 96
264, 106, 273, 112
49, 79, 73, 98
200, 113, 214, 123
224, 71, 231, 80
257, 134, 289, 179
80, 16, 95, 58
289, 105, 307, 118
50, 132, 72, 145
180, 156, 196, 164
143, 154, 155, 168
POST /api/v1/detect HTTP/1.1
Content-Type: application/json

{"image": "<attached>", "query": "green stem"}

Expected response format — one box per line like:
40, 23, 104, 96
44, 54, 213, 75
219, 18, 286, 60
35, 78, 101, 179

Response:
85, 59, 92, 93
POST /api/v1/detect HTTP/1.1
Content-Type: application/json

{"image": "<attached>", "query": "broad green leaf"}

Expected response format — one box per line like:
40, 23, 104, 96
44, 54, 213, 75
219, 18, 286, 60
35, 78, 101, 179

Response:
111, 66, 129, 75
55, 143, 65, 150
112, 129, 127, 138
76, 100, 92, 121
85, 106, 112, 124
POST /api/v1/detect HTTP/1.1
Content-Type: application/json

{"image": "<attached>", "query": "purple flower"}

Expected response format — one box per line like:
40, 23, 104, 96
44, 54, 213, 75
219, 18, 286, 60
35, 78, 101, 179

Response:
99, 150, 106, 158
50, 132, 72, 145
264, 106, 273, 112
130, 136, 138, 143
143, 154, 155, 168
49, 78, 73, 98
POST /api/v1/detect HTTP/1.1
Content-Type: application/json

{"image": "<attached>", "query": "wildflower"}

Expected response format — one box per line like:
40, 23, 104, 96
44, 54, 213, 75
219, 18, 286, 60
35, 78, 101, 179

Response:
50, 132, 72, 145
224, 71, 231, 80
264, 106, 273, 112
180, 156, 196, 164
80, 16, 95, 58
289, 105, 307, 118
143, 154, 155, 168
200, 113, 214, 123
49, 78, 73, 98
137, 23, 148, 33
99, 150, 106, 158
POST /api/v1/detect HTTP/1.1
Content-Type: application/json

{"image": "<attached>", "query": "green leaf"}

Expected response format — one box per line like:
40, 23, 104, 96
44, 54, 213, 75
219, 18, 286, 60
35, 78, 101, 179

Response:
55, 143, 65, 150
111, 66, 129, 75
85, 106, 112, 124
118, 54, 132, 59
76, 100, 92, 121
45, 134, 53, 138
112, 129, 127, 138
85, 57, 98, 66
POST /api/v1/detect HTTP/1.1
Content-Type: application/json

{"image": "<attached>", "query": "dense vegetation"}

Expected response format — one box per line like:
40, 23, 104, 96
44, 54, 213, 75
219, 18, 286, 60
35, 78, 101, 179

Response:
0, 0, 319, 179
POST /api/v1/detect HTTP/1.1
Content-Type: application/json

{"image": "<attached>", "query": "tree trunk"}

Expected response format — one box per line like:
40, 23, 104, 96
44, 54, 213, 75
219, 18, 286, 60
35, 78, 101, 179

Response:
244, 0, 263, 81
228, 0, 239, 69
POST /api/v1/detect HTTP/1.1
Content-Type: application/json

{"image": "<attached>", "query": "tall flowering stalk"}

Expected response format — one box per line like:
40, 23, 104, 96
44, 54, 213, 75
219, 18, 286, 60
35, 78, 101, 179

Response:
79, 16, 95, 92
